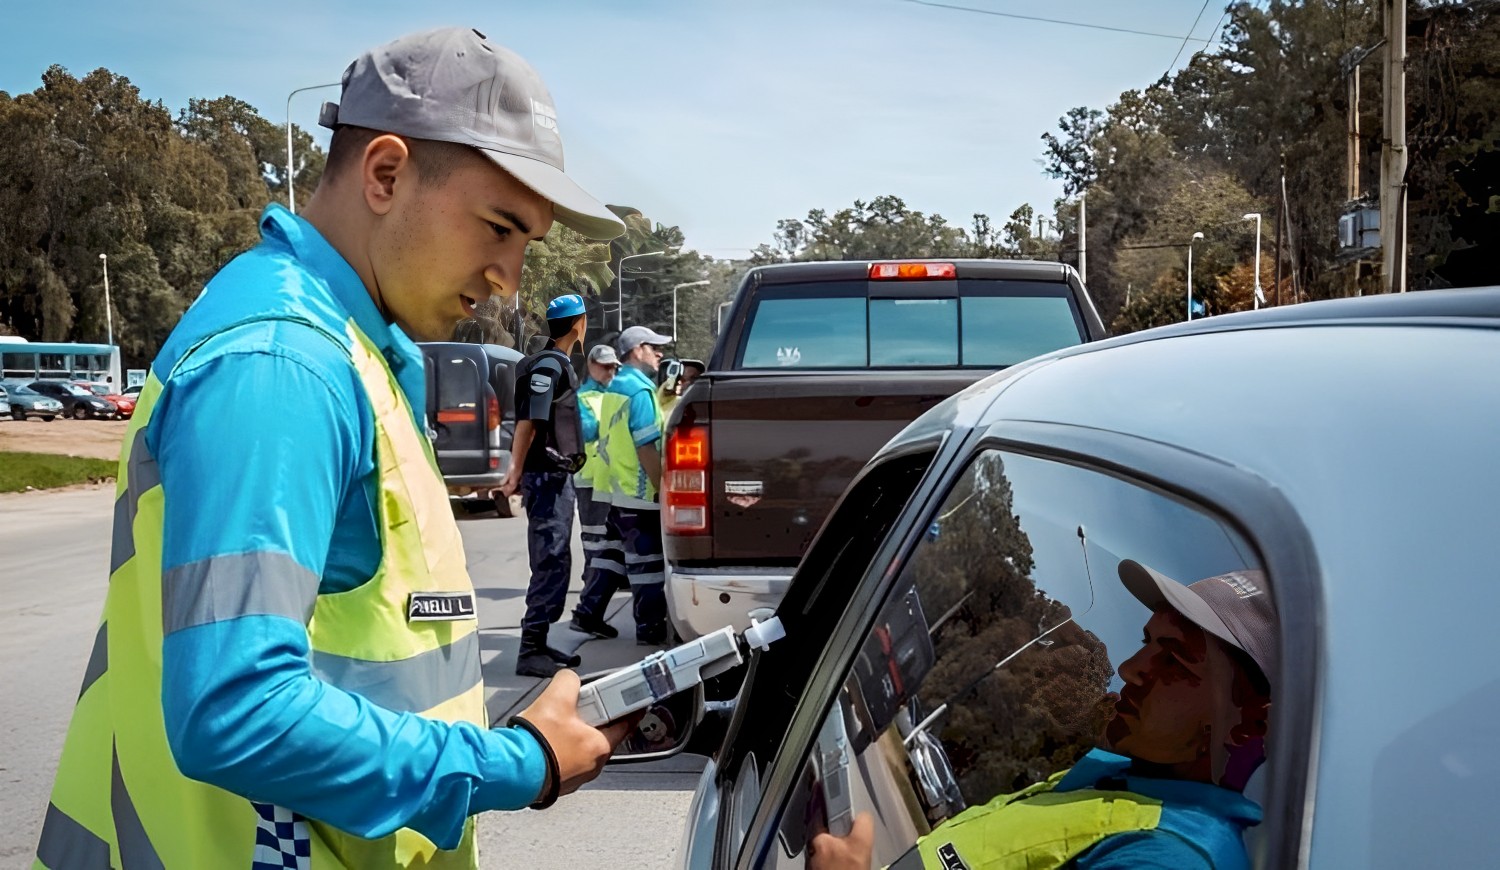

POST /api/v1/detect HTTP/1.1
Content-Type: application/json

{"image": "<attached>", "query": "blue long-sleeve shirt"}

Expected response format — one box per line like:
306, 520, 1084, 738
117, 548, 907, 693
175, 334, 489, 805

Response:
149, 204, 544, 849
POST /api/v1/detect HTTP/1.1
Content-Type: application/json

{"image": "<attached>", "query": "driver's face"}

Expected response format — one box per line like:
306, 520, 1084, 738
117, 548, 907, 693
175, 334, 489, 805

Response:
1103, 609, 1218, 766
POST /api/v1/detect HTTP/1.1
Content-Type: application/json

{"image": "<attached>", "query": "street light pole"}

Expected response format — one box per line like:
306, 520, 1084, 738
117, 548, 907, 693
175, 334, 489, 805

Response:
1187, 231, 1205, 321
98, 253, 113, 347
671, 280, 710, 345
1243, 213, 1264, 309
286, 82, 341, 213
615, 251, 666, 332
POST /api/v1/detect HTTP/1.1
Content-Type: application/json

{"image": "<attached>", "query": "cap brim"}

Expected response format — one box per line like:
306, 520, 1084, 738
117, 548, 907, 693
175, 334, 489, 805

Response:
1118, 560, 1245, 658
479, 149, 624, 240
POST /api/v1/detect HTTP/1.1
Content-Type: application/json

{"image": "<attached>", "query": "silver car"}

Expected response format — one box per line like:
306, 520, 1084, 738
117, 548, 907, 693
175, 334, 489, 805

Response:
0, 384, 10, 418
663, 287, 1500, 870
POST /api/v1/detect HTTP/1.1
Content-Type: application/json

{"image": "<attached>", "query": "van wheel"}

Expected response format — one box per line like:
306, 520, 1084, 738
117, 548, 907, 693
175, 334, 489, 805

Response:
41, 415, 55, 422
9, 407, 21, 421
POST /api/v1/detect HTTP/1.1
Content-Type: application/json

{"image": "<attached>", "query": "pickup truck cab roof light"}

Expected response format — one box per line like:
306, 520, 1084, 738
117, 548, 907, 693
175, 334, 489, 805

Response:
869, 262, 957, 280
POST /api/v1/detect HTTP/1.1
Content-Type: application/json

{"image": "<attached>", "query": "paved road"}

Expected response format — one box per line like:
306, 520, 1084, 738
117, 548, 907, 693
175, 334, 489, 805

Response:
0, 485, 697, 868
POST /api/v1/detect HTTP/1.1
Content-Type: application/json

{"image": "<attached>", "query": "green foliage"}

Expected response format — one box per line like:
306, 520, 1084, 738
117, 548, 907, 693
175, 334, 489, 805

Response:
0, 66, 325, 363
0, 450, 116, 492
1044, 0, 1500, 331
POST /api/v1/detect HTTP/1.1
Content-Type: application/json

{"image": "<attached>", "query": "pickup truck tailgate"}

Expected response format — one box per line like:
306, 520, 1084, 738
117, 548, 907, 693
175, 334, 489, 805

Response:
704, 371, 982, 564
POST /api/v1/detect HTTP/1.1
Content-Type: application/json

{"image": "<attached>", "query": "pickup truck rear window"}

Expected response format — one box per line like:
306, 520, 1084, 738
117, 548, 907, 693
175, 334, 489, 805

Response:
737, 279, 1084, 369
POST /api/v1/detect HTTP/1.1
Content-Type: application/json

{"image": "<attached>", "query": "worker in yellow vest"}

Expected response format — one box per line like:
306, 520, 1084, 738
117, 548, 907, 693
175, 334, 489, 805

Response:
808, 562, 1276, 870
36, 28, 633, 870
570, 343, 629, 639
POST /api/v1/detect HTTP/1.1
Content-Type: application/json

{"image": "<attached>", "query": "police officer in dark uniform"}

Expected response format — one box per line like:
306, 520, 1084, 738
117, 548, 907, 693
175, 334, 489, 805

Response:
499, 293, 589, 677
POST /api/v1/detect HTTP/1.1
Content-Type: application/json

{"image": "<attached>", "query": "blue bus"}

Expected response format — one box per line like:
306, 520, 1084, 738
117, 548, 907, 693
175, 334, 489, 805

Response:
0, 339, 123, 389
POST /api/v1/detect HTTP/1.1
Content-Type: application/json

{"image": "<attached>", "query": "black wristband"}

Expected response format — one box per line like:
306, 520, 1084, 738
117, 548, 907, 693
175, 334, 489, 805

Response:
508, 715, 560, 810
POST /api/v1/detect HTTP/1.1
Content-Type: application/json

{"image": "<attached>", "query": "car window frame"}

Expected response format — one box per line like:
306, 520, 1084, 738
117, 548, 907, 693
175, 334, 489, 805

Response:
736, 419, 1323, 870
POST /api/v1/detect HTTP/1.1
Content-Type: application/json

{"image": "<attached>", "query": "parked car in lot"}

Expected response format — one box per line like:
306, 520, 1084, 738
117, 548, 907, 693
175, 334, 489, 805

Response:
26, 379, 117, 419
2, 381, 63, 421
662, 259, 1106, 640
418, 341, 525, 518
0, 384, 10, 418
75, 381, 135, 418
664, 288, 1500, 870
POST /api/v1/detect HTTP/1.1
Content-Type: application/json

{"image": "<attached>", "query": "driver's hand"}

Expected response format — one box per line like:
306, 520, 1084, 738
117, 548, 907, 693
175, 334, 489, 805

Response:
516, 670, 636, 798
808, 812, 874, 870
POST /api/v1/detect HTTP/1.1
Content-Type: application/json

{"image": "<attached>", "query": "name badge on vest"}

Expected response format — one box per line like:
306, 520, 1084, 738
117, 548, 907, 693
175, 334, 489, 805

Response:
408, 592, 478, 622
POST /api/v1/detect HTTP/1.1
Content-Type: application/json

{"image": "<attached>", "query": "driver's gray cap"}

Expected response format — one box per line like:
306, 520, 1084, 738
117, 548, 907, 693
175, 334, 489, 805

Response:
319, 27, 625, 240
1118, 560, 1278, 691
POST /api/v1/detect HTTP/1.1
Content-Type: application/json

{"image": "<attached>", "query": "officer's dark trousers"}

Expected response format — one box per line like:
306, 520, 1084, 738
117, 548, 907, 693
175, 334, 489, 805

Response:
609, 504, 669, 641
574, 486, 628, 622
520, 471, 576, 646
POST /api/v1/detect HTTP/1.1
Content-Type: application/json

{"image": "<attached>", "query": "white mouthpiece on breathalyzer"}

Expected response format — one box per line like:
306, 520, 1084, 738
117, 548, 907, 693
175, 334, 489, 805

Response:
743, 615, 785, 652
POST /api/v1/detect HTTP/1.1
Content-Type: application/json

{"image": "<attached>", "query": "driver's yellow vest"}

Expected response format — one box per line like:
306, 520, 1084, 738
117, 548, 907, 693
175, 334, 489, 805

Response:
36, 318, 487, 869
893, 769, 1163, 870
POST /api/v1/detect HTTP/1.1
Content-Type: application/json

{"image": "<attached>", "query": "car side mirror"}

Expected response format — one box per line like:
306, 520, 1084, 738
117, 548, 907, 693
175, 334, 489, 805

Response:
583, 673, 704, 765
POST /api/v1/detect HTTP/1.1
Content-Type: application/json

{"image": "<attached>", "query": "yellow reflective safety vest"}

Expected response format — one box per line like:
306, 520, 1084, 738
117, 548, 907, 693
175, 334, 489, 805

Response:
892, 768, 1163, 870
574, 385, 607, 492
594, 368, 663, 510
37, 319, 487, 869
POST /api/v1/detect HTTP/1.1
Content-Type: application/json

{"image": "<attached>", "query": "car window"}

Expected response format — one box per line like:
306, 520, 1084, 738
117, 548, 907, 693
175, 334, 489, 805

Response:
869, 299, 958, 367
961, 295, 1084, 366
740, 288, 869, 369
738, 279, 1084, 371
768, 449, 1275, 869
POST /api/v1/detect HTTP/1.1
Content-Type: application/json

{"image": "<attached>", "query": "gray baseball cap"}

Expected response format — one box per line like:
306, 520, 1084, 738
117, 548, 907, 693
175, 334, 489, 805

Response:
618, 326, 673, 355
1118, 560, 1279, 690
587, 344, 620, 366
319, 27, 624, 240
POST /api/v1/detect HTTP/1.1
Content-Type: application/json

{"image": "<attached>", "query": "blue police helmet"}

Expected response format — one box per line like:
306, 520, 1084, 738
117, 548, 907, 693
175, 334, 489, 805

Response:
547, 294, 587, 320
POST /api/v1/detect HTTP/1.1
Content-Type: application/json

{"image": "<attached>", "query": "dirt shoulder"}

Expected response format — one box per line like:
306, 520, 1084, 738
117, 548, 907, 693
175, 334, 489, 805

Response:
0, 419, 129, 461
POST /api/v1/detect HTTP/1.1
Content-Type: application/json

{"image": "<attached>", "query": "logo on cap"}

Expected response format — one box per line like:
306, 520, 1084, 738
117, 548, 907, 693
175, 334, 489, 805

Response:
1216, 572, 1264, 599
533, 99, 558, 132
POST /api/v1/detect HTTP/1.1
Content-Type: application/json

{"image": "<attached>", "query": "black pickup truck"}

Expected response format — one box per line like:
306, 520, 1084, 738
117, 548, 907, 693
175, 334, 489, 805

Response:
661, 259, 1106, 638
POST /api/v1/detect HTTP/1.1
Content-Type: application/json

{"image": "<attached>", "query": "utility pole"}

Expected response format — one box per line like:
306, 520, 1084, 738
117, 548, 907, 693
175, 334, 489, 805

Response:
1380, 0, 1408, 293
1078, 192, 1087, 283
1275, 155, 1285, 308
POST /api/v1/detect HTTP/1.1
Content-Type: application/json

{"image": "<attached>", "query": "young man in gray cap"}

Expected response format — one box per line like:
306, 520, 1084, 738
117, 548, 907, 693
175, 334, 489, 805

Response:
39, 28, 629, 869
583, 324, 675, 644
811, 562, 1276, 870
499, 294, 590, 678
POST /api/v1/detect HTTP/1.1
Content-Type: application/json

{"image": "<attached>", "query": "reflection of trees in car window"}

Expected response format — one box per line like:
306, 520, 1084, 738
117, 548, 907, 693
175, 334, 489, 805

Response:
902, 452, 1113, 805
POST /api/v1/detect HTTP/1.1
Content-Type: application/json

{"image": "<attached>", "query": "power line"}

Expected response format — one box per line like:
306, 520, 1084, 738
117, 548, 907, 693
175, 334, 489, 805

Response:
1166, 0, 1214, 76
902, 0, 1215, 43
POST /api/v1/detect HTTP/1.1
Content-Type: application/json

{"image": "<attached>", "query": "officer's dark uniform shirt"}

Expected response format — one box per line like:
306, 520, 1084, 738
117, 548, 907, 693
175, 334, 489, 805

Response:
513, 346, 583, 473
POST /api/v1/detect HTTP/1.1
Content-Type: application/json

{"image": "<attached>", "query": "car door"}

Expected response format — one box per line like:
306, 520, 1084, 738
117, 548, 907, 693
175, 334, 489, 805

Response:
728, 423, 1318, 870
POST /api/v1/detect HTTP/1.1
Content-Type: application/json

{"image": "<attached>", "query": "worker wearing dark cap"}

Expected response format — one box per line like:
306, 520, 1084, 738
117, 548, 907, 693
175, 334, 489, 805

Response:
811, 561, 1277, 870
501, 293, 591, 678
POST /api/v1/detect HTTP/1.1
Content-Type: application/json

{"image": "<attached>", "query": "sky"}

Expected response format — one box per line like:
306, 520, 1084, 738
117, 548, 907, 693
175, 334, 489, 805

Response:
1, 0, 1228, 258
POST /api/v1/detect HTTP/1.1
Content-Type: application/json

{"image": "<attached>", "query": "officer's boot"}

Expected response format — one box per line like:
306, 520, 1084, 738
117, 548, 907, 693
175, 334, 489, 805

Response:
515, 627, 562, 678
515, 627, 581, 678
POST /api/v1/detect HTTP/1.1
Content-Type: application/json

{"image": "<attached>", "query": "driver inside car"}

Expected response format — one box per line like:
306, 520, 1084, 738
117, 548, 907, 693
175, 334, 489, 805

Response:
809, 560, 1276, 870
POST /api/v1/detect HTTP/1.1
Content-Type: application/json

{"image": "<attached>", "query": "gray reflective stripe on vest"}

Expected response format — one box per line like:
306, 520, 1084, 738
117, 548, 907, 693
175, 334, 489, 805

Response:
110, 427, 161, 576
113, 747, 165, 869
310, 629, 482, 714
78, 623, 107, 699
161, 551, 319, 635
35, 802, 110, 868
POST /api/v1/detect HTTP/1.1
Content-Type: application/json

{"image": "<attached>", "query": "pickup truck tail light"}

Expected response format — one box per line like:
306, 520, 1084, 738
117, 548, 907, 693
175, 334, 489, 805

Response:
665, 425, 710, 535
869, 261, 957, 280
487, 393, 501, 469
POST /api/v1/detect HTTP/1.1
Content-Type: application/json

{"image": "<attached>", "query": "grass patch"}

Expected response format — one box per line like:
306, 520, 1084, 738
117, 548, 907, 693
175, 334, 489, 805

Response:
0, 451, 117, 493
